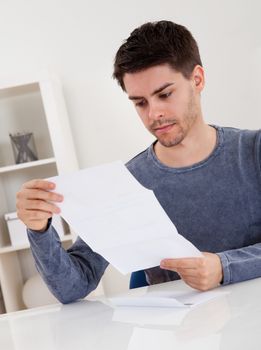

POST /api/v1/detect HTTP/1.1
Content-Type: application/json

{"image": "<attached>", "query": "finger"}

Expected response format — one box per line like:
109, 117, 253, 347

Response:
160, 258, 203, 270
21, 188, 63, 202
22, 179, 56, 191
182, 281, 202, 291
178, 274, 200, 283
25, 209, 53, 221
184, 280, 212, 292
22, 199, 61, 214
176, 273, 204, 289
176, 269, 199, 278
19, 208, 53, 221
179, 273, 215, 291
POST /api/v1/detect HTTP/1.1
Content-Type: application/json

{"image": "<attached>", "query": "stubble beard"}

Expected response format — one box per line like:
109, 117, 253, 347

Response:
151, 90, 198, 148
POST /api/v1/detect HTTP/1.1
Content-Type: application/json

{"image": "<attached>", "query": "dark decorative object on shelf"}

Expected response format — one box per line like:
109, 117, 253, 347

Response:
9, 132, 38, 164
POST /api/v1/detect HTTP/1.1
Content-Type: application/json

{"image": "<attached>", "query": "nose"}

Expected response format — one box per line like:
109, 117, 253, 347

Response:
148, 102, 164, 121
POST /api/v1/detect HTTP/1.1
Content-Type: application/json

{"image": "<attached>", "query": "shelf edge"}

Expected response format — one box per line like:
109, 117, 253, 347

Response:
0, 158, 56, 174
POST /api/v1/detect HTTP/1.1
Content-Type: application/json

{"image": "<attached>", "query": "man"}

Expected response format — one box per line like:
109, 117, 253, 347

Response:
16, 21, 261, 303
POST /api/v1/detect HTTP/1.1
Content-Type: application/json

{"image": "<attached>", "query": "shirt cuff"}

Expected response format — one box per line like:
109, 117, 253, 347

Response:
216, 252, 231, 285
27, 218, 53, 237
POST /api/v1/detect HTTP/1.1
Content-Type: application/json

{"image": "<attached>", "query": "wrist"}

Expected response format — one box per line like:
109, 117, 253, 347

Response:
27, 220, 49, 233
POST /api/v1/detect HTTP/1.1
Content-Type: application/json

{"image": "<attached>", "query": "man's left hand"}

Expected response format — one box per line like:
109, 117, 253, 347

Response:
160, 252, 223, 291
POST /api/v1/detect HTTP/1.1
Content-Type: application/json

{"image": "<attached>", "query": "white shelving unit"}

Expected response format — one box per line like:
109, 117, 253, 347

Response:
0, 71, 79, 314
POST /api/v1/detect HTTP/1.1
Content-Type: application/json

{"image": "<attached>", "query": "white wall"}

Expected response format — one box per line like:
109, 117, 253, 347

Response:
0, 0, 260, 294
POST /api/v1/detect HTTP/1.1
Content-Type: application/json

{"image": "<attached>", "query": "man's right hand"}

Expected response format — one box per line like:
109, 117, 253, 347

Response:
16, 179, 64, 232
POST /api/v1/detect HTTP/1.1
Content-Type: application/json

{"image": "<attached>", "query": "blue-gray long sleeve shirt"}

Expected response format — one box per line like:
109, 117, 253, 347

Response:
28, 126, 261, 303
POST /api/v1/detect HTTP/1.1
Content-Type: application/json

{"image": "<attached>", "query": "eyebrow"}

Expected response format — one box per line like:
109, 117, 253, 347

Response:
128, 82, 175, 100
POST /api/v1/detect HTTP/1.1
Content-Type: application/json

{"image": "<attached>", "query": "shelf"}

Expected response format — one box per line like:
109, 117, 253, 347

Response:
0, 70, 58, 91
0, 234, 74, 254
0, 72, 79, 313
0, 158, 56, 174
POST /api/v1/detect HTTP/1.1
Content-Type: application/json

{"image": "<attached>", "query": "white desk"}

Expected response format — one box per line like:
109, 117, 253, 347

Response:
1, 278, 261, 350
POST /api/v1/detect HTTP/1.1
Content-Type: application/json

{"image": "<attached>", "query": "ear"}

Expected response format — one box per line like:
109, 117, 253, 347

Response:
191, 65, 205, 92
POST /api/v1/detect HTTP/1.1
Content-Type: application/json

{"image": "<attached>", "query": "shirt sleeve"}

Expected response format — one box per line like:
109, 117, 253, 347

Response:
27, 221, 109, 304
218, 131, 261, 285
217, 243, 261, 285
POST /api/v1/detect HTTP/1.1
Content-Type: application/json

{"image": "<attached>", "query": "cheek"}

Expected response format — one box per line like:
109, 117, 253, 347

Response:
137, 110, 149, 125
171, 90, 191, 113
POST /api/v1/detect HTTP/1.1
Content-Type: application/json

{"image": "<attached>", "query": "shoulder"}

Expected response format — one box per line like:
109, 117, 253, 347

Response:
221, 126, 261, 147
125, 147, 150, 185
220, 126, 261, 167
125, 145, 157, 188
222, 125, 260, 136
125, 148, 150, 172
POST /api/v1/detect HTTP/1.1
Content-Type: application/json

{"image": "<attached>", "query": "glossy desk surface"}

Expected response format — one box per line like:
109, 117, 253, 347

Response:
1, 278, 261, 350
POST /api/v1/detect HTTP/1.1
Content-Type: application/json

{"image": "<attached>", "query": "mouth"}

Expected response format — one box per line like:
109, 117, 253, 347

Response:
154, 123, 176, 135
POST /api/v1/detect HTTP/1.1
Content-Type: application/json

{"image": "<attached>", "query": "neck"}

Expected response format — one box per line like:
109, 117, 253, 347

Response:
154, 121, 217, 168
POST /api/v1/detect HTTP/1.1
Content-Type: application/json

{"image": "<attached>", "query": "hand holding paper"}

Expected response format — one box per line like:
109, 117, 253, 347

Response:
48, 161, 202, 274
160, 252, 223, 291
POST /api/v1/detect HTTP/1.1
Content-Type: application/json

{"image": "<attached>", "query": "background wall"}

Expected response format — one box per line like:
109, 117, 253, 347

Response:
0, 0, 260, 295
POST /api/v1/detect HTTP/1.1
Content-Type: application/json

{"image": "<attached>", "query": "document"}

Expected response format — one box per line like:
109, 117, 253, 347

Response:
48, 161, 202, 274
112, 306, 190, 325
109, 289, 229, 308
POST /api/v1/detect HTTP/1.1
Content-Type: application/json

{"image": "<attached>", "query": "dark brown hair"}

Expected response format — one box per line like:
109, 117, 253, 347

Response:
113, 20, 202, 90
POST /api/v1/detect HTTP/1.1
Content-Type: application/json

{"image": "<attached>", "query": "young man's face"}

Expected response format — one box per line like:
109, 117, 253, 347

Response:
123, 64, 204, 148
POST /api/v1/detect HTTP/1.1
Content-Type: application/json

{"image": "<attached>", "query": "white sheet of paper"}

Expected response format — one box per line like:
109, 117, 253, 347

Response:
112, 306, 190, 326
109, 289, 229, 308
48, 160, 202, 274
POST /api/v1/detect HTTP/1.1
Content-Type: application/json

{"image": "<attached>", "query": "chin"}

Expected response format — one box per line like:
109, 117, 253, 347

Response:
158, 134, 185, 148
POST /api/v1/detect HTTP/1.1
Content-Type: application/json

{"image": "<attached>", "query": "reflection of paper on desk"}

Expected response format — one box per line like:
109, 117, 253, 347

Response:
127, 327, 221, 350
48, 160, 202, 274
109, 289, 229, 308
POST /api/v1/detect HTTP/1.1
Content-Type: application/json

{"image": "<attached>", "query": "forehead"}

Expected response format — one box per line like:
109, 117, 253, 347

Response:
123, 64, 184, 95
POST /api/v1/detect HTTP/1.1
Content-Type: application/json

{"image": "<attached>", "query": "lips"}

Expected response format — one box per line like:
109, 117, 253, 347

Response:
154, 123, 175, 134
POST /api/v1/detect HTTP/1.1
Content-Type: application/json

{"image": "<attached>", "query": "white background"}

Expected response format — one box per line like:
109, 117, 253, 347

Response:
0, 0, 260, 295
0, 0, 260, 169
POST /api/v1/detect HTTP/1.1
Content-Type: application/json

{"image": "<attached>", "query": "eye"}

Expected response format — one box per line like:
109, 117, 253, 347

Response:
135, 99, 147, 108
159, 91, 172, 99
